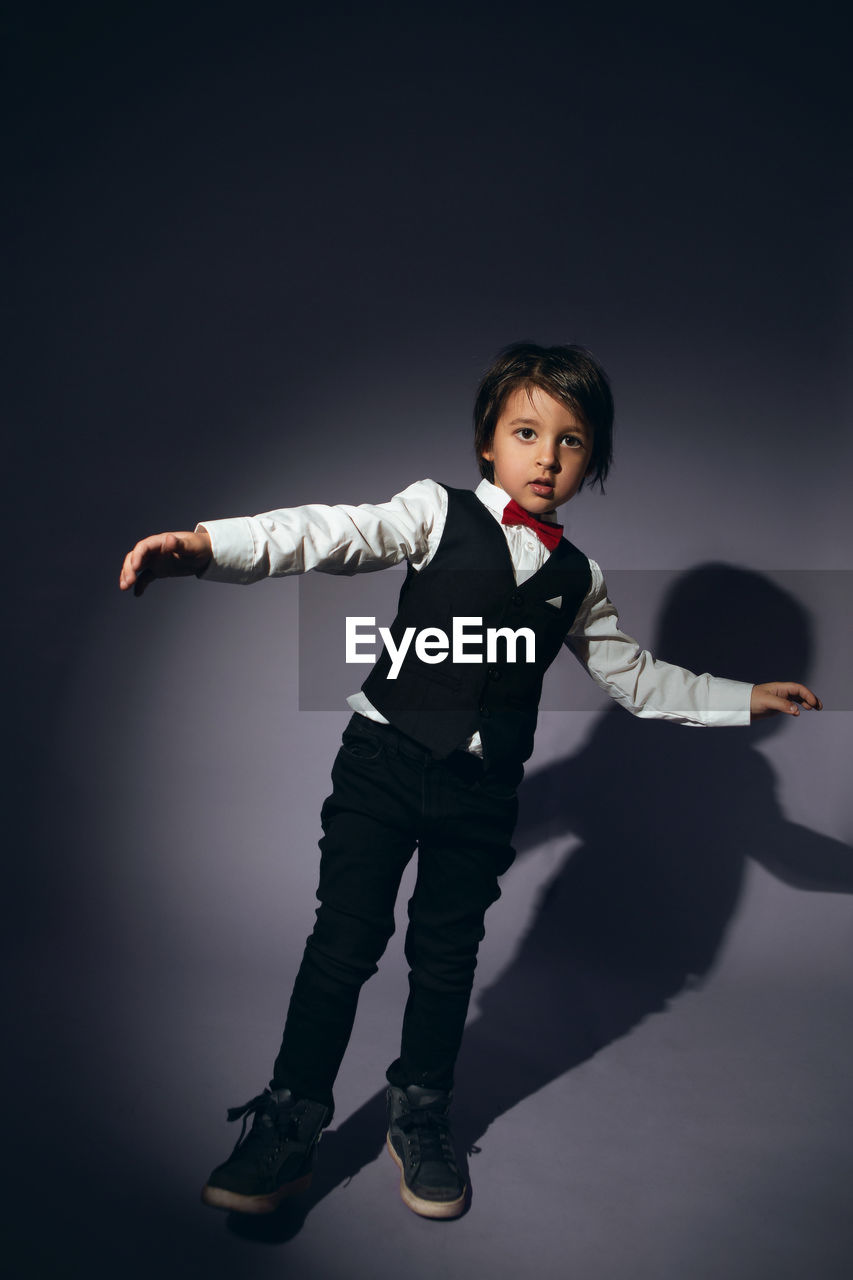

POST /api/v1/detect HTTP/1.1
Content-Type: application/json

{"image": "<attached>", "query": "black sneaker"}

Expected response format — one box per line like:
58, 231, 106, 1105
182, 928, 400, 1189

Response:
386, 1084, 467, 1219
201, 1087, 329, 1214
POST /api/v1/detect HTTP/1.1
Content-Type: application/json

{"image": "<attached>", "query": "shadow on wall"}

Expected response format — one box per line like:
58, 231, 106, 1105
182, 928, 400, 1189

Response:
225, 564, 853, 1243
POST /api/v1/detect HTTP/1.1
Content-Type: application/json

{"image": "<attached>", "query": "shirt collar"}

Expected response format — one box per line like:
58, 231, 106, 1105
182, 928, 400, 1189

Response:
474, 478, 560, 525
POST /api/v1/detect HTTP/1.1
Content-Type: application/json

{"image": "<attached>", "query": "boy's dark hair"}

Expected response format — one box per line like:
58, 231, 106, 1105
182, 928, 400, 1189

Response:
474, 342, 614, 491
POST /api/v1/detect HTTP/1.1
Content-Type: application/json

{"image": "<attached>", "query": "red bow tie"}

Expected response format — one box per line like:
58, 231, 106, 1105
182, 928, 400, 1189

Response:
501, 498, 563, 550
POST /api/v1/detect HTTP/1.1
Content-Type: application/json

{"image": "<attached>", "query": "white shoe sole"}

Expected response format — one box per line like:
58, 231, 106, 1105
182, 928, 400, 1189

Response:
200, 1173, 312, 1214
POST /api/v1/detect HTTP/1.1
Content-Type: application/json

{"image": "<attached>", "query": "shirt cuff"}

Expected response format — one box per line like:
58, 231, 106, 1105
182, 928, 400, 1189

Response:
705, 677, 753, 726
195, 518, 262, 584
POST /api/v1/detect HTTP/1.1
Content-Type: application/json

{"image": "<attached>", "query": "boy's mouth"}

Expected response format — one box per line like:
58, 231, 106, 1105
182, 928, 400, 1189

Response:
528, 480, 555, 497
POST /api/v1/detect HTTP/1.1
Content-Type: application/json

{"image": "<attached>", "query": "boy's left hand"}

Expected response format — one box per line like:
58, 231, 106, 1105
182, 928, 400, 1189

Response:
750, 682, 823, 720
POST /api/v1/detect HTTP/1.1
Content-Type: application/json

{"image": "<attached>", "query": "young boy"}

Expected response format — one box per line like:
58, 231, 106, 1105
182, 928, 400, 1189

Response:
119, 343, 821, 1221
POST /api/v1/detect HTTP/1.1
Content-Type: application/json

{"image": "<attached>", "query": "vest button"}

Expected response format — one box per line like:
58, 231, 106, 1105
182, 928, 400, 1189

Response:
488, 666, 500, 680
511, 592, 523, 607
480, 706, 491, 719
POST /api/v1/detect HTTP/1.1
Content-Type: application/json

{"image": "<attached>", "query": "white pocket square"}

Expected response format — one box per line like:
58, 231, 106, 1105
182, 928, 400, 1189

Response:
546, 596, 562, 609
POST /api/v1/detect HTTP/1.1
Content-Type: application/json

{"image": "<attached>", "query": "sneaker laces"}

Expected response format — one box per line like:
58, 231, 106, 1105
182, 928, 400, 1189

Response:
395, 1106, 457, 1169
225, 1091, 299, 1157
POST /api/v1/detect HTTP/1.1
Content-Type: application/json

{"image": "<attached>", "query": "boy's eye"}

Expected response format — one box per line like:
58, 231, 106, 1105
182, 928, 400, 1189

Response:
512, 427, 586, 449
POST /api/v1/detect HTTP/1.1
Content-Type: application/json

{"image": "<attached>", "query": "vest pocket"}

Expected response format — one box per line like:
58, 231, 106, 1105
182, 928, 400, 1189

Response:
413, 665, 461, 691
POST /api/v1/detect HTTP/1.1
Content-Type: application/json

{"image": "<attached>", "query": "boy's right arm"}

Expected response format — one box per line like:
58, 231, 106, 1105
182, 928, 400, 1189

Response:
119, 529, 212, 596
118, 480, 447, 595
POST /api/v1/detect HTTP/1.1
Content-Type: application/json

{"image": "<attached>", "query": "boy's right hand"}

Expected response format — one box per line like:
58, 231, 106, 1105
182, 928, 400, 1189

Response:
119, 529, 212, 596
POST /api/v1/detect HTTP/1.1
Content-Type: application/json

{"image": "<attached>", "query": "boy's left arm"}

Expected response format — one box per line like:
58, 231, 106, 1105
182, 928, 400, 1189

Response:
567, 563, 822, 725
750, 682, 822, 719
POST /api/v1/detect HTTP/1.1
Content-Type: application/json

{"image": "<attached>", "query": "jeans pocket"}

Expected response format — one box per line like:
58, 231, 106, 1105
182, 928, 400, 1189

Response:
340, 726, 384, 763
476, 777, 518, 803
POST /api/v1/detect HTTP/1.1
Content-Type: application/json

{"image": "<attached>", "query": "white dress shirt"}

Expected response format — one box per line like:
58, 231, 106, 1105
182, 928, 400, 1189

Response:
198, 478, 753, 740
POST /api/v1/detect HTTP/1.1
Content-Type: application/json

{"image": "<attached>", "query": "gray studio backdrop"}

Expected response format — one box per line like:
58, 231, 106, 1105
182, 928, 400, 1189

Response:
55, 347, 853, 1279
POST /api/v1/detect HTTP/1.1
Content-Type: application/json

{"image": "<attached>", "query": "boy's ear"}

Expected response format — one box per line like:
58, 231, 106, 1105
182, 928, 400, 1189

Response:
482, 447, 494, 462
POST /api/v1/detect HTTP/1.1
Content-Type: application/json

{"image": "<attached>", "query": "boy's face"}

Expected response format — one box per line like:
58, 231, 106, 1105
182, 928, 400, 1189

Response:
482, 386, 592, 516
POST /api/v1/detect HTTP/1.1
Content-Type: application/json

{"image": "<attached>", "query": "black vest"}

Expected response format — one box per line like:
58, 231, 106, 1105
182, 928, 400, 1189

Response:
361, 486, 591, 780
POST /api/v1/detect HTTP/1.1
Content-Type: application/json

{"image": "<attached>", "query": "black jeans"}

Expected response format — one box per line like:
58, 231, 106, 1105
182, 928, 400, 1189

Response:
271, 715, 518, 1111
